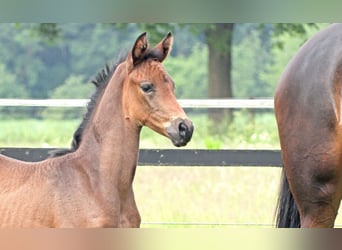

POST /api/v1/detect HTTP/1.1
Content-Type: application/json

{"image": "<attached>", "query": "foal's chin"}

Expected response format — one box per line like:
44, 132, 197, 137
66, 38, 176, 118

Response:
170, 137, 191, 147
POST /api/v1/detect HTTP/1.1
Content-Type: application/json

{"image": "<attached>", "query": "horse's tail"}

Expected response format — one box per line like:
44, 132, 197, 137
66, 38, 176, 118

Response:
275, 168, 301, 228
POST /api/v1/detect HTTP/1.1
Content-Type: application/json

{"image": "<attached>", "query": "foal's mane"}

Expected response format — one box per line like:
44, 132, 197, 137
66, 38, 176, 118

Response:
49, 58, 123, 157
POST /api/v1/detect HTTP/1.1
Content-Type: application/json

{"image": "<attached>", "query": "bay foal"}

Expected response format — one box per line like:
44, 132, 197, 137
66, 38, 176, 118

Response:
0, 32, 193, 228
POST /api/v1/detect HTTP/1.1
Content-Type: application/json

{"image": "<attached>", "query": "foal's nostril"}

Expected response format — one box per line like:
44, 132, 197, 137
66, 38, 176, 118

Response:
179, 122, 188, 138
167, 118, 193, 147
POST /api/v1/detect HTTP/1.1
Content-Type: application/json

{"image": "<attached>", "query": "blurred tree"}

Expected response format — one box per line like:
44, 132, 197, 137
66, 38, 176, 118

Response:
0, 64, 28, 98
50, 75, 92, 99
0, 23, 322, 121
232, 24, 274, 98
42, 74, 92, 119
260, 23, 329, 97
26, 23, 322, 96
269, 23, 319, 49
164, 43, 208, 99
0, 24, 46, 98
32, 23, 61, 44
0, 63, 29, 118
205, 23, 234, 122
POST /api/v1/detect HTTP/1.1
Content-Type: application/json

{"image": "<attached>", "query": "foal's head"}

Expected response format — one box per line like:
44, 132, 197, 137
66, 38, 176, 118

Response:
122, 32, 193, 147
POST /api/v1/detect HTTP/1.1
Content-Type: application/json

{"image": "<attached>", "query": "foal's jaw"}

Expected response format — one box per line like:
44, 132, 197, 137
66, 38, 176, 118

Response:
164, 117, 194, 147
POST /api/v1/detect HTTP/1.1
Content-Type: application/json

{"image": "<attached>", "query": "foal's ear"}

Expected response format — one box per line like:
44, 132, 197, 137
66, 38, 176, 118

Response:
151, 32, 173, 62
131, 32, 149, 65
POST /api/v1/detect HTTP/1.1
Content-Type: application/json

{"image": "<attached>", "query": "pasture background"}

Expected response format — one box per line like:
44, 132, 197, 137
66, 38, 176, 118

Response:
2, 23, 341, 227
2, 110, 342, 227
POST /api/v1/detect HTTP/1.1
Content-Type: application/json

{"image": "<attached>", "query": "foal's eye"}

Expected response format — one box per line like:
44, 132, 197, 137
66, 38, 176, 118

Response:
140, 83, 154, 93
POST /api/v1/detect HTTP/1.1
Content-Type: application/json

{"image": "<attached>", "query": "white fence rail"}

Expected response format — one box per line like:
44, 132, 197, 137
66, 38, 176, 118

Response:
0, 98, 274, 109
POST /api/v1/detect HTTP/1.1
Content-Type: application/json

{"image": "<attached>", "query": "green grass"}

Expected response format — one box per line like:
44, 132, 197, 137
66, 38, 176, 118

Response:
0, 119, 80, 147
0, 111, 280, 149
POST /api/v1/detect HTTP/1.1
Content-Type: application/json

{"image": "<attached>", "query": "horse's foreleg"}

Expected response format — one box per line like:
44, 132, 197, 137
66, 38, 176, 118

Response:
119, 189, 141, 228
290, 159, 342, 228
299, 187, 341, 228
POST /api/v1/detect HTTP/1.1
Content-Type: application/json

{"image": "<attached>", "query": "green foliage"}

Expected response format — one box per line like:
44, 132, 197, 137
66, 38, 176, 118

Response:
0, 64, 28, 98
232, 23, 325, 98
260, 23, 329, 95
204, 23, 234, 54
164, 43, 208, 98
225, 111, 279, 149
0, 23, 138, 101
0, 23, 330, 118
232, 26, 273, 97
0, 64, 30, 118
0, 24, 46, 98
42, 75, 92, 119
49, 75, 92, 99
0, 23, 328, 101
60, 24, 138, 78
33, 23, 61, 45
271, 23, 320, 49
204, 137, 222, 149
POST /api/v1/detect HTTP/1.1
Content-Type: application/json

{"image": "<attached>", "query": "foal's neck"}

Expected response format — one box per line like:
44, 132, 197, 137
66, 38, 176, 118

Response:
78, 64, 141, 189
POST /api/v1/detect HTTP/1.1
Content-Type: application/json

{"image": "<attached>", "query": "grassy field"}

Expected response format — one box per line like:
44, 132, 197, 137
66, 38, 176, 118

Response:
134, 166, 282, 228
0, 111, 280, 149
2, 112, 342, 227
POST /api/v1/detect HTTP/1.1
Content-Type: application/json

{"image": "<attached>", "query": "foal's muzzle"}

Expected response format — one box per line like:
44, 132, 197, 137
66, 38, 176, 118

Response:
166, 118, 194, 147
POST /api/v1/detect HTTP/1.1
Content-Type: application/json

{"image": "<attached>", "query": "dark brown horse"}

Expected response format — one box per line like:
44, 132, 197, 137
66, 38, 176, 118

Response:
275, 24, 342, 227
0, 32, 193, 228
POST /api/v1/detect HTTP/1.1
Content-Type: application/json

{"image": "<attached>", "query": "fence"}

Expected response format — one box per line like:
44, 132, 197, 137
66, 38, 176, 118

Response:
0, 98, 274, 109
0, 148, 282, 166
